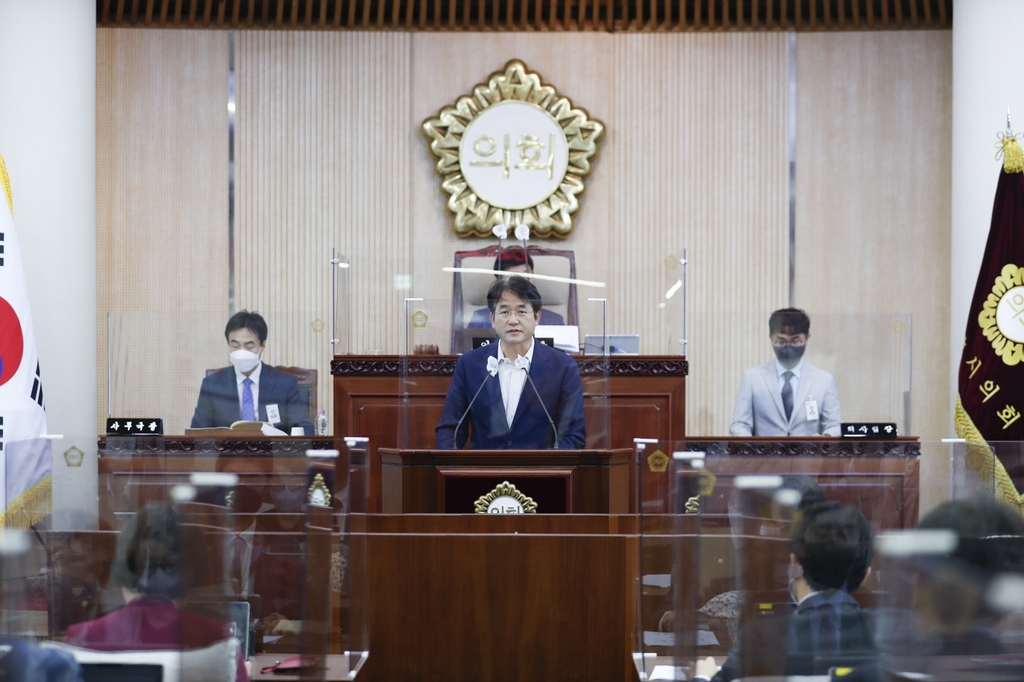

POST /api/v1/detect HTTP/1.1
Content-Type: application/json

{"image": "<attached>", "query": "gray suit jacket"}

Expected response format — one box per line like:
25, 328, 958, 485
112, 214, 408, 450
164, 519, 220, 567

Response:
730, 360, 841, 436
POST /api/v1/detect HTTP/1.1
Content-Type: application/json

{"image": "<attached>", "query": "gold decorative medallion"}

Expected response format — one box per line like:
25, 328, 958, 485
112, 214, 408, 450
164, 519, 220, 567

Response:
411, 310, 429, 329
663, 256, 678, 270
307, 473, 332, 507
62, 446, 84, 468
699, 467, 717, 497
979, 264, 1024, 366
311, 318, 325, 333
422, 60, 603, 239
474, 481, 538, 514
647, 450, 669, 473
892, 319, 906, 334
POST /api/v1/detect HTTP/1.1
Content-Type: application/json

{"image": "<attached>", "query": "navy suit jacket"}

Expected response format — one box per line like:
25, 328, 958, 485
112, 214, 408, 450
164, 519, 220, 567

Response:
190, 364, 314, 434
435, 341, 586, 450
712, 589, 876, 682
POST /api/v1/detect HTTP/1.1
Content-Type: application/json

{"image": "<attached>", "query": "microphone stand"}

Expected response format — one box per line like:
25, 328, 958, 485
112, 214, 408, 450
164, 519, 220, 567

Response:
522, 366, 559, 449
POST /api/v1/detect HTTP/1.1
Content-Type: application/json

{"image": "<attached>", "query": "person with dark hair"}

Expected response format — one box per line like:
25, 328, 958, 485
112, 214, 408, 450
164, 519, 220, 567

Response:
730, 308, 841, 436
64, 505, 250, 681
190, 310, 313, 434
907, 497, 1024, 655
697, 502, 877, 681
436, 275, 586, 449
466, 248, 564, 328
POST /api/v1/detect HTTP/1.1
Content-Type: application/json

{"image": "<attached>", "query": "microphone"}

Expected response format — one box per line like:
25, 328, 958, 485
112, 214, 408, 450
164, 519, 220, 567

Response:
452, 361, 498, 449
521, 365, 559, 449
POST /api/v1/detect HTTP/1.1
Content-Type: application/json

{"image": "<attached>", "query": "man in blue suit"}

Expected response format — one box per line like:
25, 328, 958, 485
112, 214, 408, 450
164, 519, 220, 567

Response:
436, 276, 585, 450
190, 311, 314, 435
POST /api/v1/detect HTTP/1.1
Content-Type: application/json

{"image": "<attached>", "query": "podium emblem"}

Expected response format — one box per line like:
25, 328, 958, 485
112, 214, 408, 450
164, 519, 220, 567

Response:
474, 481, 537, 514
423, 60, 603, 239
647, 450, 669, 473
307, 473, 332, 507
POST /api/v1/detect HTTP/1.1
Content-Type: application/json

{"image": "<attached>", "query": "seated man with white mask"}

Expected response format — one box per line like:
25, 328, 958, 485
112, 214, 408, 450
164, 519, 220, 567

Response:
190, 310, 314, 434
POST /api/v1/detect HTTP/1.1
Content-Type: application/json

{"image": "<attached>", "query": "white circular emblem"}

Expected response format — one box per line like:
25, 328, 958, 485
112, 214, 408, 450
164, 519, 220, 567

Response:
459, 101, 569, 211
996, 285, 1024, 343
486, 495, 524, 514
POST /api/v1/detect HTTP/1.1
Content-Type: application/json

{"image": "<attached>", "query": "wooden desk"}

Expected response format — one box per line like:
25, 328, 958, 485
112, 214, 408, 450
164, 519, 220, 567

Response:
379, 448, 630, 513
250, 653, 360, 681
331, 354, 688, 512
360, 513, 637, 682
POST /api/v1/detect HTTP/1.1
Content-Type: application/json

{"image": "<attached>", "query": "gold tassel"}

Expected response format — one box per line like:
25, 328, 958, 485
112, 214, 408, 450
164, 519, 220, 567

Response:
0, 476, 52, 529
1003, 137, 1024, 174
0, 153, 12, 214
954, 397, 1024, 515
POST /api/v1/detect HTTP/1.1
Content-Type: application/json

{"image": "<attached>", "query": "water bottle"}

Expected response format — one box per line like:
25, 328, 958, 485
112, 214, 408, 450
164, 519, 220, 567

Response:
315, 409, 328, 436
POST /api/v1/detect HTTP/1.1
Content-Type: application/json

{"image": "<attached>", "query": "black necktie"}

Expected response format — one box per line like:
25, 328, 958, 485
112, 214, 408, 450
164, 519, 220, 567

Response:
782, 371, 794, 421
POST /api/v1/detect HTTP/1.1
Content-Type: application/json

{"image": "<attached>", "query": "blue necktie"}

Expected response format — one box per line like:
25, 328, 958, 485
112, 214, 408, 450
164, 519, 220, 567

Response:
242, 377, 255, 421
781, 370, 794, 421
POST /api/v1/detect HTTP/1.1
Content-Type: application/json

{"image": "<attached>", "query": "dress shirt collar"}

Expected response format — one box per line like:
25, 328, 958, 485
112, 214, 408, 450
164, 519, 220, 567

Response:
775, 357, 803, 380
498, 338, 536, 368
235, 361, 263, 386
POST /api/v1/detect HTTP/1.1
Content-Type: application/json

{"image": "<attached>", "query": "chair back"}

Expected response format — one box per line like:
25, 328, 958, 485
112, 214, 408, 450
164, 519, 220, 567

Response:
450, 246, 577, 353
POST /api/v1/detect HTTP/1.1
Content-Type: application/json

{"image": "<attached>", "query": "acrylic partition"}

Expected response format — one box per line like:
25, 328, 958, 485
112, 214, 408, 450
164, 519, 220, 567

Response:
1, 435, 368, 679
397, 296, 610, 451
686, 311, 913, 437
106, 310, 333, 436
630, 437, 928, 681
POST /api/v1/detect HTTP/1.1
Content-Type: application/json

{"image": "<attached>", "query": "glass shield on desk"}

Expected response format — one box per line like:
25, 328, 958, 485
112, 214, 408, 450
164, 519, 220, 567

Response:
873, 494, 1024, 681
105, 310, 328, 437
685, 310, 911, 438
630, 439, 710, 682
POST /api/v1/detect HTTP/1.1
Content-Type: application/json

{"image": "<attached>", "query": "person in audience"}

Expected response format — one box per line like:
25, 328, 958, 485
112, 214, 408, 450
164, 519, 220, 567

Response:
64, 504, 250, 682
190, 310, 313, 434
905, 496, 1024, 655
695, 501, 877, 681
437, 275, 585, 450
0, 636, 83, 682
466, 247, 564, 327
730, 308, 841, 437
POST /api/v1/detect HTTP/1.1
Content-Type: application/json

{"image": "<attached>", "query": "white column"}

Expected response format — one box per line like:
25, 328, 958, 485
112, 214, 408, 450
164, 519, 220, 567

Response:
0, 0, 96, 529
951, 0, 1024, 427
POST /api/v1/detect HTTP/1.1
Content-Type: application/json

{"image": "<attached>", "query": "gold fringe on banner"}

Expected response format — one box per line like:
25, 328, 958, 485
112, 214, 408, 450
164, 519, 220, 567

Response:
0, 153, 12, 214
1001, 136, 1024, 174
954, 397, 1024, 515
0, 476, 52, 529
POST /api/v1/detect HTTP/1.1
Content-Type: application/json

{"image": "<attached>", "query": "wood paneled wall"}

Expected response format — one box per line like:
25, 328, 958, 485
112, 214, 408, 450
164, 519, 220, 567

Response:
96, 29, 229, 434
96, 28, 953, 508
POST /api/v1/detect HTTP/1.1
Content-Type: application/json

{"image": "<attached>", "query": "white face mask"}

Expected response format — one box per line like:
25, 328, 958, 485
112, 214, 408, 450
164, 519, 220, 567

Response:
230, 349, 261, 374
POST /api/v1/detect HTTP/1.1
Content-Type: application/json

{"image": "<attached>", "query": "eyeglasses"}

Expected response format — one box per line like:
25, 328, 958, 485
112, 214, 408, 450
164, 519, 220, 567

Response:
771, 337, 807, 348
494, 309, 536, 320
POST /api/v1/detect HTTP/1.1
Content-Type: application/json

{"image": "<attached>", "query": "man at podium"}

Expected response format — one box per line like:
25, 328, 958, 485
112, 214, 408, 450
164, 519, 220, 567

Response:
436, 276, 586, 450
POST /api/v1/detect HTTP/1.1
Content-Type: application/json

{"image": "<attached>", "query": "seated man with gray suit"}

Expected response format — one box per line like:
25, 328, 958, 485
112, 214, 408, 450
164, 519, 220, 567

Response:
730, 308, 841, 437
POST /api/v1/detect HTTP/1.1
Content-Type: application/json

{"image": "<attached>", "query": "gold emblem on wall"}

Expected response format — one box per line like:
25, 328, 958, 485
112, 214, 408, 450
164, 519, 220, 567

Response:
422, 60, 604, 239
63, 446, 84, 468
474, 481, 538, 514
979, 263, 1024, 366
647, 450, 669, 473
411, 310, 429, 329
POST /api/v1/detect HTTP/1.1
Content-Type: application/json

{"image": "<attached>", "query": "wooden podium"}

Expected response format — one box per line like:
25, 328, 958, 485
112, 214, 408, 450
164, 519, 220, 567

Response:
379, 448, 630, 513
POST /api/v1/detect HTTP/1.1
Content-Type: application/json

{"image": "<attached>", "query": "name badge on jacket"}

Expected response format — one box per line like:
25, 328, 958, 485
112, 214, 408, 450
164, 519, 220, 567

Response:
266, 404, 282, 424
805, 399, 819, 422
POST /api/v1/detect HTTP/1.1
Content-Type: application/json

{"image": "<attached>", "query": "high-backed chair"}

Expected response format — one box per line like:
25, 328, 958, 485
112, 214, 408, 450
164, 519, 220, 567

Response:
205, 366, 317, 417
450, 246, 577, 354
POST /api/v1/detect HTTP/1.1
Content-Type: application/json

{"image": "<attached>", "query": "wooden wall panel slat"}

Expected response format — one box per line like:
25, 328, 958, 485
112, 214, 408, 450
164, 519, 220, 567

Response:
96, 28, 229, 434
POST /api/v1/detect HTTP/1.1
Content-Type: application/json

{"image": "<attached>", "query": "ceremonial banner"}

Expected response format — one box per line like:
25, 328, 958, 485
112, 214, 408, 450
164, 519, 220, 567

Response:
0, 153, 51, 527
